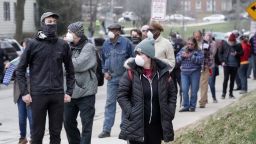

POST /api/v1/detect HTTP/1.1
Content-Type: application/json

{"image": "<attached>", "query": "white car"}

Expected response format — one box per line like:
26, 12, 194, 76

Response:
165, 14, 195, 21
203, 14, 226, 22
122, 11, 138, 21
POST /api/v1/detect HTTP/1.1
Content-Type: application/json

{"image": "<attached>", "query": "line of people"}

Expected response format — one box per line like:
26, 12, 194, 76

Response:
3, 11, 256, 144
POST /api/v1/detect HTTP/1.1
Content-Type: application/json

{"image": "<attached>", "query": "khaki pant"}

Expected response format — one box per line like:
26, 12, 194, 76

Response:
199, 68, 210, 106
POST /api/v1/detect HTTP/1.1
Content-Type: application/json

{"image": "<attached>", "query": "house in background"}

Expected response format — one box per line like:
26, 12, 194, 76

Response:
181, 0, 233, 15
0, 0, 37, 38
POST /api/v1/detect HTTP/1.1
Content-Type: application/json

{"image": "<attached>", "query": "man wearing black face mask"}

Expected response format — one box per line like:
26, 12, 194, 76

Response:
130, 29, 142, 46
16, 12, 75, 144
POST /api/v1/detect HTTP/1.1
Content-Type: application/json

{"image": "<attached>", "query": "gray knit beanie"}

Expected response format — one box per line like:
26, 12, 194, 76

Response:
134, 38, 155, 58
68, 21, 84, 37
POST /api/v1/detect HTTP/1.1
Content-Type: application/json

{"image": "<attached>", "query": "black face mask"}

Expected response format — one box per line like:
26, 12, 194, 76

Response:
42, 24, 57, 37
131, 37, 141, 44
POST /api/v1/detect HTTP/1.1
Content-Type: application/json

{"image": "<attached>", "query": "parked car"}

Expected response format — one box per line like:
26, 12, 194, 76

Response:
203, 14, 227, 22
3, 38, 22, 56
0, 39, 19, 61
165, 14, 195, 21
122, 11, 138, 21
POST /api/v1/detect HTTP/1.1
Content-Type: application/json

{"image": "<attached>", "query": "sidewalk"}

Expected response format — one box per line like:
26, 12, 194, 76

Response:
1, 67, 256, 144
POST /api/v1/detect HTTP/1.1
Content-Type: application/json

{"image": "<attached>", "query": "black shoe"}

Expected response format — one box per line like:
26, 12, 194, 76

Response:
199, 105, 205, 108
179, 107, 189, 112
221, 94, 225, 99
98, 131, 110, 138
229, 95, 235, 99
189, 108, 195, 112
213, 99, 218, 103
234, 88, 241, 91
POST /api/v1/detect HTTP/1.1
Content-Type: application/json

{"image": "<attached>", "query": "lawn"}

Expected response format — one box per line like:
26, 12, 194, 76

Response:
171, 91, 256, 144
162, 20, 250, 39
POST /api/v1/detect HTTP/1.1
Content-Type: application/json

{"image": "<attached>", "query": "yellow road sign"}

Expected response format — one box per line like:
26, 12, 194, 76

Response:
247, 1, 256, 20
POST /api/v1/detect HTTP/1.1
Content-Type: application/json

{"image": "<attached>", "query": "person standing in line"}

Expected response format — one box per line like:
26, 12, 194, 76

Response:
176, 37, 204, 112
203, 32, 218, 103
248, 32, 256, 80
117, 38, 177, 144
15, 39, 33, 144
218, 33, 243, 99
98, 23, 134, 138
130, 29, 142, 46
238, 35, 251, 94
140, 25, 150, 40
16, 12, 75, 144
148, 22, 176, 71
194, 31, 213, 108
63, 22, 98, 144
169, 32, 185, 106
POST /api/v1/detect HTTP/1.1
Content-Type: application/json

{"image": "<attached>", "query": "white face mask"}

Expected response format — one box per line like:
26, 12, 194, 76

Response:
108, 31, 115, 39
135, 55, 145, 67
65, 32, 74, 42
147, 31, 154, 39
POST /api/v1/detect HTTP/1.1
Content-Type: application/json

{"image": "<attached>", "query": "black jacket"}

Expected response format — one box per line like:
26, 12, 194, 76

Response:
16, 37, 75, 96
117, 58, 177, 142
218, 40, 243, 67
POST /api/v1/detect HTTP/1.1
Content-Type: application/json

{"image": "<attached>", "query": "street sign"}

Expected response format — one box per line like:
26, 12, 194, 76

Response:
246, 1, 256, 20
151, 0, 167, 21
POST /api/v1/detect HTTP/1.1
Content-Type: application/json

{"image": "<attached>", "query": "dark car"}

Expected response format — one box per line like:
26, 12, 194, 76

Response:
0, 39, 19, 61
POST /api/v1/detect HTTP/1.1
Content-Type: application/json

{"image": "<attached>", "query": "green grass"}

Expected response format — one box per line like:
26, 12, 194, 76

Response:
162, 20, 250, 39
171, 91, 256, 144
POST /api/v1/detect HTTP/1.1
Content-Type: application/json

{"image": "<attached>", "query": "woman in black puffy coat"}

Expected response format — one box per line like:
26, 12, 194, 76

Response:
117, 38, 177, 144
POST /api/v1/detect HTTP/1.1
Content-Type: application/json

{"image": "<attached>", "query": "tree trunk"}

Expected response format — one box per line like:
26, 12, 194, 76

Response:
15, 0, 26, 42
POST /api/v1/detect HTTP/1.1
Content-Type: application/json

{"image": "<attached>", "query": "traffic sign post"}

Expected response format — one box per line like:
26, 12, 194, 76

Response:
151, 0, 167, 21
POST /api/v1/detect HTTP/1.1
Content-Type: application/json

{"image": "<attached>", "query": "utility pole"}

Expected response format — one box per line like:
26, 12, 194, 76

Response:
182, 0, 185, 38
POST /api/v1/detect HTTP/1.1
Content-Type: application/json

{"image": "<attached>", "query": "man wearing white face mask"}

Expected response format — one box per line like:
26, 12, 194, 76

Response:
63, 22, 97, 144
98, 23, 134, 138
148, 22, 175, 72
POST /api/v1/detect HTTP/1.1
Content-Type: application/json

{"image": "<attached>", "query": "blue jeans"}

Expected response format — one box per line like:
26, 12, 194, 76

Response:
181, 70, 201, 109
247, 55, 256, 78
239, 64, 249, 91
17, 96, 32, 138
208, 66, 218, 100
103, 76, 121, 133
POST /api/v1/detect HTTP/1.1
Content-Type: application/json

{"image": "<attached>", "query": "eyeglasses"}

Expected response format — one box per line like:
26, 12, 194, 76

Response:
142, 30, 148, 32
187, 43, 194, 45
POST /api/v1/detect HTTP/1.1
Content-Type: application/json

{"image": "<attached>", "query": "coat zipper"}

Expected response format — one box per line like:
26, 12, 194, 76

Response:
143, 73, 157, 124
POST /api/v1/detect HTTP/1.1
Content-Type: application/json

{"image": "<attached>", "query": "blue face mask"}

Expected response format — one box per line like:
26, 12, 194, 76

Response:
42, 24, 57, 37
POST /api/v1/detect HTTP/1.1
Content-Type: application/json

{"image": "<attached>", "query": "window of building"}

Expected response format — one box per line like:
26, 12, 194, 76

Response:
14, 2, 16, 22
195, 0, 201, 10
222, 0, 232, 11
3, 2, 11, 21
184, 0, 191, 11
206, 0, 216, 12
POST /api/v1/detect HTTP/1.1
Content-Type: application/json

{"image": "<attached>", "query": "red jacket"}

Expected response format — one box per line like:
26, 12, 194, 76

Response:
240, 40, 251, 64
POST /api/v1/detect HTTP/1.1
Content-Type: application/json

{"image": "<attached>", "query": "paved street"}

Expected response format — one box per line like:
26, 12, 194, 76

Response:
0, 67, 256, 144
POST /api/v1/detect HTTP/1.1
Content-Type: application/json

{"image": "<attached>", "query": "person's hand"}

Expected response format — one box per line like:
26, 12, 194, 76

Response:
22, 94, 32, 104
104, 72, 112, 80
5, 62, 10, 69
64, 94, 71, 103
